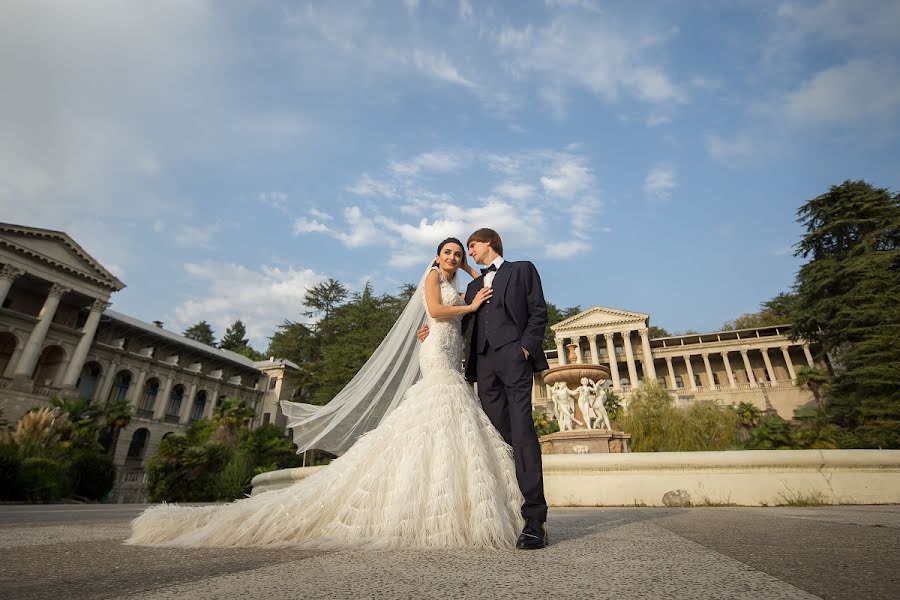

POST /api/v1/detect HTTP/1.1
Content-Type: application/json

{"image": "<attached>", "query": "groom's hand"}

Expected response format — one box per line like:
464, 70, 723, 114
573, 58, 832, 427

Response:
417, 324, 430, 342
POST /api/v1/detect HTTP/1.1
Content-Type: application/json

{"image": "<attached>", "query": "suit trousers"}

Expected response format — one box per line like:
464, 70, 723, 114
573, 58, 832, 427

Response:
476, 340, 548, 522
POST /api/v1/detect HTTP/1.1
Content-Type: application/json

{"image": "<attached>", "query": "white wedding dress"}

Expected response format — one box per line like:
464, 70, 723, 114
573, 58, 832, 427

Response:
126, 267, 524, 549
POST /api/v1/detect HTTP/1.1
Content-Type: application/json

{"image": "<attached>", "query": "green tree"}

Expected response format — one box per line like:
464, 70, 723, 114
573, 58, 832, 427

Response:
183, 321, 216, 346
722, 292, 799, 331
266, 320, 319, 399
100, 400, 132, 457
648, 325, 671, 338
303, 279, 348, 323
790, 180, 900, 447
219, 320, 250, 351
795, 366, 830, 416
544, 302, 581, 349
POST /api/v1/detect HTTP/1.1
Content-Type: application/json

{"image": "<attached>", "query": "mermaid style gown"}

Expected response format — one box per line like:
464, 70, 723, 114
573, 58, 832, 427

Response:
126, 268, 524, 549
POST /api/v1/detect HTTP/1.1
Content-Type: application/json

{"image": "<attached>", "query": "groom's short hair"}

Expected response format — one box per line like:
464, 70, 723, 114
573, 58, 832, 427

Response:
467, 228, 503, 256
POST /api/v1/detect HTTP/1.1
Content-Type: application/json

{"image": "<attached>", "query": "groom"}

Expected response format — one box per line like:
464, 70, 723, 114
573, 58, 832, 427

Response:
420, 228, 550, 549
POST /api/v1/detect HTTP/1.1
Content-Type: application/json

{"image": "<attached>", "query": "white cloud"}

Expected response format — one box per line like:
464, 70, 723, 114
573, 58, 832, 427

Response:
540, 157, 593, 199
459, 0, 473, 20
544, 240, 590, 258
783, 60, 900, 127
308, 208, 334, 221
775, 0, 900, 50
169, 262, 325, 349
292, 218, 331, 234
643, 164, 676, 202
705, 132, 757, 161
174, 223, 221, 249
389, 151, 465, 177
334, 206, 382, 248
494, 182, 536, 200
258, 192, 289, 212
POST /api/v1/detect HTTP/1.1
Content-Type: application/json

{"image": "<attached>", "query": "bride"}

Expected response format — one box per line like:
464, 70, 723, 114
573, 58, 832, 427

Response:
126, 237, 525, 549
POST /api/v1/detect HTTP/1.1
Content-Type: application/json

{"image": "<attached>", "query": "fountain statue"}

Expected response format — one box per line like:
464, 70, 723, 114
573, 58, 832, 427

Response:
539, 344, 631, 454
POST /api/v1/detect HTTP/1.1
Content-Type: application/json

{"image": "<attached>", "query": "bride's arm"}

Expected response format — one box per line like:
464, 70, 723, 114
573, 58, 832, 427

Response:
460, 252, 479, 279
425, 270, 490, 318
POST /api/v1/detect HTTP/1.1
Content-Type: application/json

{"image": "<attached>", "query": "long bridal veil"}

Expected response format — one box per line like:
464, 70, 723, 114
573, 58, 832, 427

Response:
280, 264, 440, 455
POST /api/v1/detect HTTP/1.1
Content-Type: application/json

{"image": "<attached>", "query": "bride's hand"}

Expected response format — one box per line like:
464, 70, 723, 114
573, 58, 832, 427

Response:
469, 287, 492, 311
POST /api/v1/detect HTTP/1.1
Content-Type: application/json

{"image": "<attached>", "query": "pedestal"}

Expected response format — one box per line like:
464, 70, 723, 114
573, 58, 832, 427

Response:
540, 429, 631, 454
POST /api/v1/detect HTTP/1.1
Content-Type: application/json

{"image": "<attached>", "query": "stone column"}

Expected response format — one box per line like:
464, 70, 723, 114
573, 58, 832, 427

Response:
683, 355, 697, 391
665, 356, 677, 389
702, 353, 716, 389
621, 330, 639, 385
154, 376, 174, 420
604, 332, 621, 390
740, 349, 758, 387
587, 334, 600, 365
60, 299, 109, 389
96, 360, 119, 406
802, 344, 815, 367
721, 351, 737, 389
573, 336, 584, 363
638, 328, 657, 381
179, 381, 198, 422
781, 346, 797, 382
11, 283, 70, 381
761, 348, 777, 384
0, 265, 24, 306
204, 385, 221, 419
555, 339, 566, 366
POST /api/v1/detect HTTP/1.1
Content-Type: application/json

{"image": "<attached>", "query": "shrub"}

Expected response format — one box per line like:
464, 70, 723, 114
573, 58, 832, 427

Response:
532, 410, 560, 436
20, 457, 67, 502
68, 452, 116, 501
616, 382, 739, 452
0, 442, 22, 500
215, 452, 255, 500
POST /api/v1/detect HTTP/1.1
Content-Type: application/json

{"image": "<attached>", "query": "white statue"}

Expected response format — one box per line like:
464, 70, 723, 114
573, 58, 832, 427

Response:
588, 378, 613, 431
572, 378, 599, 430
549, 382, 581, 431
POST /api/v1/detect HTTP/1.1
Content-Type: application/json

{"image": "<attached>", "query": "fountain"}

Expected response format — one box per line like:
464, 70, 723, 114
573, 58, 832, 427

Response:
539, 343, 631, 454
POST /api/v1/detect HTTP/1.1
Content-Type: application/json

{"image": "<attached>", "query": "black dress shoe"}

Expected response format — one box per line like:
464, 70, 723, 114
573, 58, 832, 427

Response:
516, 519, 548, 550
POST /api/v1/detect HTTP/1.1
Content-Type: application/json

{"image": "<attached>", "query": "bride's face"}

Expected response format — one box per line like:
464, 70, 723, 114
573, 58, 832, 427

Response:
437, 242, 464, 273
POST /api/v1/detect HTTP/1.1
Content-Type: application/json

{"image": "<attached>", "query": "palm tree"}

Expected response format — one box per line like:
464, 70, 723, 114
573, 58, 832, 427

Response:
733, 401, 762, 442
795, 366, 830, 416
101, 400, 132, 456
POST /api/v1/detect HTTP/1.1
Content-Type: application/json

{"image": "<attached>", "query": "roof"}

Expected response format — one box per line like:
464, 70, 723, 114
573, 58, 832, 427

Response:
103, 309, 258, 369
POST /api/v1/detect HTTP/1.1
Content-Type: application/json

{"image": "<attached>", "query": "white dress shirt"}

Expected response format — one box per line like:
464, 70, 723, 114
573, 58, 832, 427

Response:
483, 256, 504, 288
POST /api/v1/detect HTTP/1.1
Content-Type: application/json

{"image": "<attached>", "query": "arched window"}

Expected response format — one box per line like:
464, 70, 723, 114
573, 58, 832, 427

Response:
75, 361, 103, 402
190, 390, 208, 422
125, 428, 150, 465
33, 345, 66, 387
108, 370, 132, 404
138, 378, 160, 417
165, 384, 185, 423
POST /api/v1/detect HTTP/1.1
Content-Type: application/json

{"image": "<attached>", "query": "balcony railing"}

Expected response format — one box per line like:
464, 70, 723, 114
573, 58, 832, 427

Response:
135, 409, 154, 419
163, 415, 180, 424
31, 384, 56, 397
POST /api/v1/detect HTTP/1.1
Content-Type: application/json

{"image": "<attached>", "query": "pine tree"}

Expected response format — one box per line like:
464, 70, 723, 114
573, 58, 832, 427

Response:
183, 321, 215, 346
219, 320, 250, 351
791, 180, 900, 447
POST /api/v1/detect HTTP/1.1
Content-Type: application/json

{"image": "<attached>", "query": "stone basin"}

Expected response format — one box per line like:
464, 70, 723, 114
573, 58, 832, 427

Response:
541, 363, 610, 386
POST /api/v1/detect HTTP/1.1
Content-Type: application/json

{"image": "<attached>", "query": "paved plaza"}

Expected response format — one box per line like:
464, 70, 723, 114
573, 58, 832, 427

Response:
0, 504, 897, 599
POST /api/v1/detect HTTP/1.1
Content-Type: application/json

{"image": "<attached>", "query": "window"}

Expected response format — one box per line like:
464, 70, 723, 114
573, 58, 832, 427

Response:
269, 377, 277, 390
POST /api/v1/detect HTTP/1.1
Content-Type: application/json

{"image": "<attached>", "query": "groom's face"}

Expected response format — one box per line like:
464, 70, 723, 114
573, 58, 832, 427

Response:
468, 240, 491, 265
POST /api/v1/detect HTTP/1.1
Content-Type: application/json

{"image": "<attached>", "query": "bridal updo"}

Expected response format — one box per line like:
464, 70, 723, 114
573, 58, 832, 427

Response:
432, 237, 465, 268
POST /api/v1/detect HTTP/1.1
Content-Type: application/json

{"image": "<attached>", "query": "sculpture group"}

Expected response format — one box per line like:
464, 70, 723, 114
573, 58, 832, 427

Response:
549, 378, 613, 432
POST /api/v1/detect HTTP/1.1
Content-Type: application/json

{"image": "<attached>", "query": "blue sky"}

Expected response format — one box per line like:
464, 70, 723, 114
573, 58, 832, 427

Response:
2, 1, 898, 349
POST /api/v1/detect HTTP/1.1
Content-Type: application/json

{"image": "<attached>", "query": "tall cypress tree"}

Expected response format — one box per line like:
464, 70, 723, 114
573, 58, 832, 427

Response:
791, 180, 900, 447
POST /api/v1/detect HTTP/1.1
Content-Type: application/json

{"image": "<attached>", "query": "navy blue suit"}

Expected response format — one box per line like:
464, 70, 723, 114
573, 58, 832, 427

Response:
462, 260, 549, 522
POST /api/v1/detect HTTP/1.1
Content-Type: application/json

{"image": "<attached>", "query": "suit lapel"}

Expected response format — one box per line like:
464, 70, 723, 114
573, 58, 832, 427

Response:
490, 261, 511, 301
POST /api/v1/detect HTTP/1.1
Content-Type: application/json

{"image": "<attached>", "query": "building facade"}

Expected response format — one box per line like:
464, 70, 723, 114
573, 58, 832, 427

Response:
0, 223, 298, 501
533, 306, 823, 418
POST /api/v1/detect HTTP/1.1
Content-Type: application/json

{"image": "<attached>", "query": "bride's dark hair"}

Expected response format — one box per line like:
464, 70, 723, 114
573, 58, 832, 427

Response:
432, 237, 465, 267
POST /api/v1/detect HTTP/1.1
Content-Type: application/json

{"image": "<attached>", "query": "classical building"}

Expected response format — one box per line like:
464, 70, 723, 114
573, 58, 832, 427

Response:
533, 306, 824, 418
0, 223, 299, 501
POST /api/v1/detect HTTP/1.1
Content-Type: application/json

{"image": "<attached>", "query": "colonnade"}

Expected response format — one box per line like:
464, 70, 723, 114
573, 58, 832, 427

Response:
555, 326, 816, 393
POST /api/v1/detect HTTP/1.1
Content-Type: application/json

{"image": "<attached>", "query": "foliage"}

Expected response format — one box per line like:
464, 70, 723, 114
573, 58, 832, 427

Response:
615, 382, 739, 452
543, 303, 581, 349
0, 442, 22, 500
603, 390, 624, 421
721, 292, 799, 331
647, 325, 671, 338
744, 415, 799, 449
532, 410, 559, 436
790, 180, 900, 448
67, 452, 116, 500
13, 407, 67, 457
100, 400, 131, 456
218, 320, 264, 359
795, 366, 830, 415
20, 457, 68, 501
145, 399, 302, 502
303, 278, 348, 322
183, 320, 216, 346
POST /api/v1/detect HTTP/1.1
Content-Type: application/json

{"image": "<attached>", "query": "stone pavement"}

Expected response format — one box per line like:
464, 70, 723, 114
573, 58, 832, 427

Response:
0, 504, 897, 600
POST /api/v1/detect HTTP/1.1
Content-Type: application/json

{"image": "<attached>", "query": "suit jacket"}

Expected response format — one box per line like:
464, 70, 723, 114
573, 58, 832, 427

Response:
462, 260, 550, 383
